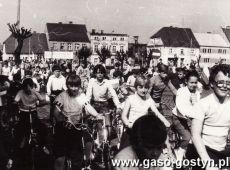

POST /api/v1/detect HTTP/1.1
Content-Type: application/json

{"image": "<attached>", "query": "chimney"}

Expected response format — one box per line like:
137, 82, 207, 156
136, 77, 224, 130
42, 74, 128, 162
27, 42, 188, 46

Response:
101, 30, 104, 34
133, 36, 139, 44
69, 21, 73, 24
92, 29, 96, 34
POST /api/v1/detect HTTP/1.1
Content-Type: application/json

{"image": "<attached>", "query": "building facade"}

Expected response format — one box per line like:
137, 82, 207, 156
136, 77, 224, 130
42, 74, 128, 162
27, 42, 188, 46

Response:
147, 27, 200, 67
194, 33, 230, 67
45, 22, 90, 59
90, 30, 129, 65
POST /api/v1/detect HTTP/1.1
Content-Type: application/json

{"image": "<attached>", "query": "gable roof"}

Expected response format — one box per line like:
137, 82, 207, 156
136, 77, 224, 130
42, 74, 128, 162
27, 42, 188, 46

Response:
3, 32, 49, 54
150, 27, 199, 48
46, 23, 90, 43
194, 33, 230, 48
222, 27, 230, 44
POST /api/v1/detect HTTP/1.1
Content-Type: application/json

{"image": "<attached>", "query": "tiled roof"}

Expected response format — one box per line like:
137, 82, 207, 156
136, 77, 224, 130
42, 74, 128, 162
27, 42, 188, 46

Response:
194, 33, 230, 48
46, 23, 90, 42
150, 27, 199, 48
3, 33, 49, 54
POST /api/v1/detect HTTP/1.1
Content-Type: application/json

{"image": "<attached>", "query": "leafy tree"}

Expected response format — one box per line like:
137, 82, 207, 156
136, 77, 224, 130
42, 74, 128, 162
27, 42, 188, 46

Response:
8, 23, 32, 64
96, 47, 111, 63
78, 46, 92, 67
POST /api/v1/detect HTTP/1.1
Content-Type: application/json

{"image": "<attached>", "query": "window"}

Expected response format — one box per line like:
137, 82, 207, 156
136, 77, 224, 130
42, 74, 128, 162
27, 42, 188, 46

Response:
82, 44, 86, 47
169, 48, 172, 54
223, 49, 227, 54
67, 43, 72, 51
75, 43, 79, 50
204, 58, 210, 63
53, 43, 58, 50
120, 46, 124, 51
113, 37, 116, 41
94, 45, 98, 52
180, 49, 184, 55
218, 49, 222, 53
203, 48, 206, 53
208, 49, 211, 53
60, 43, 65, 50
120, 37, 124, 41
112, 46, 116, 53
94, 36, 99, 40
102, 37, 106, 40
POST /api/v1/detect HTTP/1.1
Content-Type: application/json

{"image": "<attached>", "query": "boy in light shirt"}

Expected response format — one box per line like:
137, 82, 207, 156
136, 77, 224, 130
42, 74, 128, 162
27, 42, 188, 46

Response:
187, 64, 230, 170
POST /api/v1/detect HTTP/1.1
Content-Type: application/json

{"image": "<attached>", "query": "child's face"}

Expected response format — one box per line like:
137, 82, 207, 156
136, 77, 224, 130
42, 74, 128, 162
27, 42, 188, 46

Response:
177, 71, 185, 79
96, 70, 104, 81
136, 81, 149, 97
187, 76, 198, 93
67, 85, 80, 97
212, 71, 230, 99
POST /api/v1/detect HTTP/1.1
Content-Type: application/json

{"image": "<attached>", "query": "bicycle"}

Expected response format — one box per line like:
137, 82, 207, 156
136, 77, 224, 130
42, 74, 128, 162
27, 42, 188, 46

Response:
55, 105, 96, 170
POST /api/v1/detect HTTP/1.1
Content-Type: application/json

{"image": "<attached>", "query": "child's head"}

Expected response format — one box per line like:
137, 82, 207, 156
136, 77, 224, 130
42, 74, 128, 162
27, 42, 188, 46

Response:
66, 74, 81, 97
176, 67, 185, 80
134, 76, 150, 97
157, 64, 168, 79
130, 115, 167, 161
185, 70, 199, 93
209, 64, 230, 100
93, 64, 106, 82
22, 78, 34, 92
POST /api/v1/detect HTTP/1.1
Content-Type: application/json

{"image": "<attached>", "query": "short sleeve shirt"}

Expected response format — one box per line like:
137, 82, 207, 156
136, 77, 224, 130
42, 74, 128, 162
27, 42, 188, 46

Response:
192, 94, 230, 151
15, 90, 41, 110
127, 93, 156, 126
54, 91, 88, 124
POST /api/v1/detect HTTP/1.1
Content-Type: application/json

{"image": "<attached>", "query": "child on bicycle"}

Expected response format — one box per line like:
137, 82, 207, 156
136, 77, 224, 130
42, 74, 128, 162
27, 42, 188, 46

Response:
14, 78, 49, 167
121, 75, 170, 150
53, 74, 103, 170
171, 70, 200, 161
86, 64, 121, 145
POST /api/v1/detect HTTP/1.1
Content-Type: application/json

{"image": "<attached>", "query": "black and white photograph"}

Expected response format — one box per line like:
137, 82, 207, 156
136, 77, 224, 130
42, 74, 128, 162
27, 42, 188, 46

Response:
1, 0, 230, 170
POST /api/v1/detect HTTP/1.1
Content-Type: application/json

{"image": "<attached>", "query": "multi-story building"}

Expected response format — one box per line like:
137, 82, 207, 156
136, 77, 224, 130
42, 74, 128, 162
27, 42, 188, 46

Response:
45, 22, 90, 59
3, 32, 48, 60
147, 26, 200, 66
194, 33, 230, 67
90, 29, 129, 65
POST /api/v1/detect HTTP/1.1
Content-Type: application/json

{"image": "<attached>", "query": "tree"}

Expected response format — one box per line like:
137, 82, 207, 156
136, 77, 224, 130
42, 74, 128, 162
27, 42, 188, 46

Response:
116, 50, 128, 71
78, 46, 92, 67
96, 47, 111, 63
8, 23, 32, 64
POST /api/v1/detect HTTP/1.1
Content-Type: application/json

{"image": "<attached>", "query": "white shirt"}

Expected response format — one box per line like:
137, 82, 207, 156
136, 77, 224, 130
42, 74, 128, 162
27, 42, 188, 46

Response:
126, 93, 156, 126
86, 78, 120, 108
192, 94, 230, 151
126, 75, 136, 87
172, 86, 200, 118
46, 75, 67, 95
2, 66, 11, 76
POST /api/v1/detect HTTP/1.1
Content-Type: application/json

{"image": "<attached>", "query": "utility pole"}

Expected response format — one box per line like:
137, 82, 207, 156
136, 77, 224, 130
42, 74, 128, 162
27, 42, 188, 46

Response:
17, 0, 21, 28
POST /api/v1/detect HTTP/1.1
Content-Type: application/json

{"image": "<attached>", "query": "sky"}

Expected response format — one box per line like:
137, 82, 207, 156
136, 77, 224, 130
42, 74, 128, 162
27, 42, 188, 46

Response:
1, 0, 230, 44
